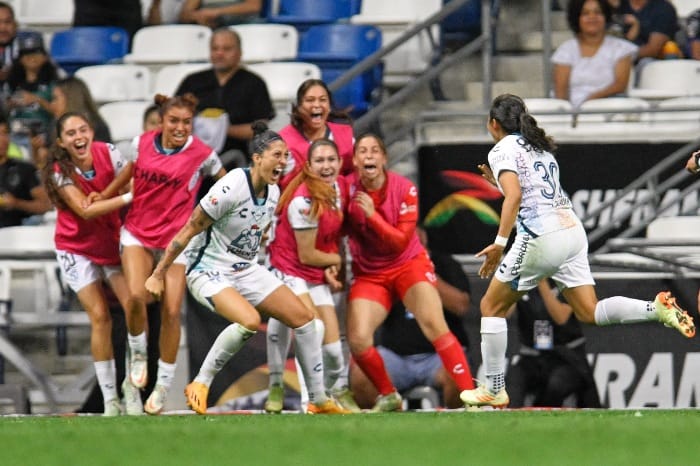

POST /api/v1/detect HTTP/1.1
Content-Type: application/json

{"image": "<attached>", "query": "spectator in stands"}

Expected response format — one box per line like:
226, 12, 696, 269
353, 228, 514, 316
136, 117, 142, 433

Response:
0, 1, 18, 84
345, 133, 475, 412
0, 114, 51, 227
120, 93, 225, 415
31, 77, 113, 169
684, 8, 700, 60
610, 0, 680, 60
145, 0, 186, 25
685, 149, 700, 174
350, 227, 472, 409
145, 122, 348, 415
460, 94, 695, 410
506, 280, 601, 408
41, 112, 134, 416
73, 0, 143, 42
179, 0, 262, 28
278, 79, 355, 189
176, 28, 274, 170
142, 104, 162, 132
552, 0, 638, 108
264, 138, 358, 414
4, 33, 61, 155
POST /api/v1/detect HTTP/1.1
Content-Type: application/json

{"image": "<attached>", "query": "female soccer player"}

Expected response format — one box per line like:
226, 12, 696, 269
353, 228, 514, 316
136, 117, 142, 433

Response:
264, 138, 358, 413
120, 93, 225, 415
145, 122, 348, 415
278, 79, 354, 189
42, 112, 133, 416
460, 94, 695, 409
345, 133, 475, 412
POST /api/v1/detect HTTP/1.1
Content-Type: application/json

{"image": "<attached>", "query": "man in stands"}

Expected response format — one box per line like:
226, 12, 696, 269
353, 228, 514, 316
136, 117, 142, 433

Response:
175, 27, 274, 171
0, 1, 18, 84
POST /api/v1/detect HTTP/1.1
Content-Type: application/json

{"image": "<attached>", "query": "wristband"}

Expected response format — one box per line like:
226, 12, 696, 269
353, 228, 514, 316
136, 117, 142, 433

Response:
494, 235, 509, 247
121, 192, 133, 204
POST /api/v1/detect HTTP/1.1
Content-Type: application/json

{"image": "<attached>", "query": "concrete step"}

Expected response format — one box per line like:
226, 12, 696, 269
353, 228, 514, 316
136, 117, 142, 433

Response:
465, 80, 546, 102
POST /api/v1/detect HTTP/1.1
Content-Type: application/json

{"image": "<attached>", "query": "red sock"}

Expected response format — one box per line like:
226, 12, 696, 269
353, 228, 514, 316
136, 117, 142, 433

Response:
353, 346, 396, 395
433, 332, 474, 391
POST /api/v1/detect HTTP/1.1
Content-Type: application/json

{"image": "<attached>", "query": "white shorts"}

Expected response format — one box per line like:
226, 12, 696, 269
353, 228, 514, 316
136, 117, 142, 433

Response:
120, 227, 187, 265
269, 267, 334, 307
56, 250, 121, 293
495, 223, 595, 292
187, 262, 283, 311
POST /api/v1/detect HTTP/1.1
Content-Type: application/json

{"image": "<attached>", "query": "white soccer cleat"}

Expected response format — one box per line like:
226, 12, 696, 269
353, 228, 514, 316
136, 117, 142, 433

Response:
460, 384, 509, 409
122, 378, 144, 415
144, 384, 168, 415
129, 351, 148, 389
103, 398, 122, 417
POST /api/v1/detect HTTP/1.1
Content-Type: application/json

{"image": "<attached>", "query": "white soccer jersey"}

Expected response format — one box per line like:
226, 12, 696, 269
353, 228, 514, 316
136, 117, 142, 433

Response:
488, 134, 577, 236
185, 168, 279, 272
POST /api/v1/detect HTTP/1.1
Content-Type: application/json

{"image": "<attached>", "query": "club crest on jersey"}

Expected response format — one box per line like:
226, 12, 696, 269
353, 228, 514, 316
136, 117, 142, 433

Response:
208, 195, 218, 206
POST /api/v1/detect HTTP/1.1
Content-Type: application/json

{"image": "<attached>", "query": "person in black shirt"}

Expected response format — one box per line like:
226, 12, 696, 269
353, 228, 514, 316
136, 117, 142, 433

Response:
506, 279, 601, 408
350, 227, 473, 409
175, 28, 274, 170
0, 115, 51, 226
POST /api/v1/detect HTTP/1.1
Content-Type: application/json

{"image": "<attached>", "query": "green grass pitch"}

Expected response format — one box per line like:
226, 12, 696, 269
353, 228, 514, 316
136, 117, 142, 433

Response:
1, 409, 697, 465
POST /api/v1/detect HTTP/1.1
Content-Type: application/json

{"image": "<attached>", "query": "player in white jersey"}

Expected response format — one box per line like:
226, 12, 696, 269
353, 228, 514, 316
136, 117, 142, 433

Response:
460, 94, 696, 409
145, 122, 349, 415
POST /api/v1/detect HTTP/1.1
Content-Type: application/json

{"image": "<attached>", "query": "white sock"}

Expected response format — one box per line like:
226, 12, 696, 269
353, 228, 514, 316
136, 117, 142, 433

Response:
195, 323, 255, 387
127, 331, 147, 355
331, 334, 351, 392
155, 359, 176, 390
266, 318, 292, 387
293, 320, 326, 404
94, 359, 117, 403
481, 317, 508, 394
594, 296, 655, 325
323, 340, 344, 390
295, 357, 308, 412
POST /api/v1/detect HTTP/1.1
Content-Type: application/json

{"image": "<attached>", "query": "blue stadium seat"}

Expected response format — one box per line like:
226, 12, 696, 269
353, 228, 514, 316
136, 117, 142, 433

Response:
297, 24, 382, 117
267, 0, 361, 31
50, 27, 129, 75
440, 0, 481, 51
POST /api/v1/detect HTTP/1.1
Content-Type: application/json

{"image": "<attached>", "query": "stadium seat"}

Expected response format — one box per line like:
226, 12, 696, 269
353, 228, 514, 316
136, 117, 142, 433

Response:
230, 24, 298, 63
351, 0, 442, 86
267, 0, 361, 31
628, 59, 700, 100
74, 64, 152, 104
247, 61, 321, 104
50, 27, 130, 75
98, 100, 152, 143
297, 24, 383, 117
576, 97, 651, 123
523, 98, 574, 131
247, 62, 322, 131
14, 0, 73, 31
671, 0, 696, 19
647, 216, 700, 240
440, 0, 481, 52
152, 63, 211, 96
123, 25, 211, 67
653, 97, 700, 129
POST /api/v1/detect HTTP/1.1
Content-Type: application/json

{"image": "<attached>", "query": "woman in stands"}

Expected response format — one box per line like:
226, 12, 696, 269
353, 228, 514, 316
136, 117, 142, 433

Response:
144, 122, 348, 415
344, 133, 475, 412
460, 94, 695, 409
32, 77, 112, 168
551, 0, 638, 108
42, 112, 133, 416
264, 138, 359, 413
120, 93, 225, 415
278, 79, 354, 189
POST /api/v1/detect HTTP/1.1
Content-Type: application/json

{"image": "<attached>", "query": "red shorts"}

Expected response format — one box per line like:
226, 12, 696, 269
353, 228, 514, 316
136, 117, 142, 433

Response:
349, 251, 437, 311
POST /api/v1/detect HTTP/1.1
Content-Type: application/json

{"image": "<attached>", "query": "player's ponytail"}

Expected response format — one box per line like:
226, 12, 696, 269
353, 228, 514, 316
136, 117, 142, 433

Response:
490, 93, 556, 153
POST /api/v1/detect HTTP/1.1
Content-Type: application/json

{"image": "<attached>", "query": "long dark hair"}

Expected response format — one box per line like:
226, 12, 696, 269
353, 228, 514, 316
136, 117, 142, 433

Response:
566, 0, 612, 34
41, 112, 91, 210
489, 94, 557, 153
7, 55, 59, 91
290, 79, 350, 133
